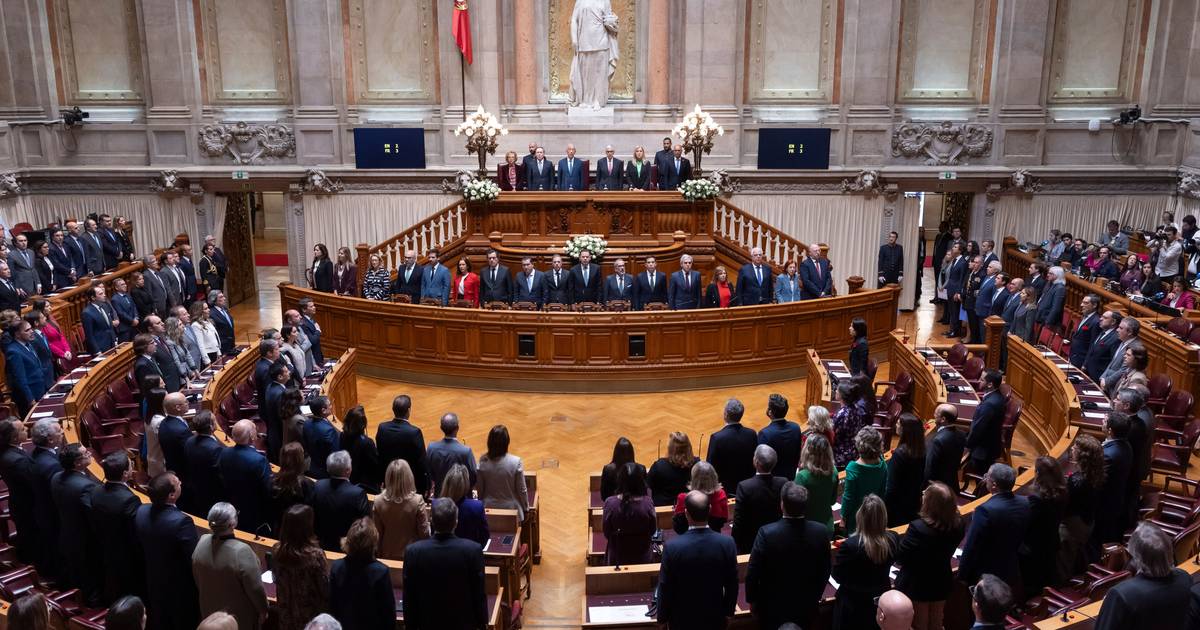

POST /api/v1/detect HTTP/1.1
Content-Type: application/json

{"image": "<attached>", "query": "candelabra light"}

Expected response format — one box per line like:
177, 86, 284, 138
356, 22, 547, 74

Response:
454, 105, 508, 177
673, 104, 724, 179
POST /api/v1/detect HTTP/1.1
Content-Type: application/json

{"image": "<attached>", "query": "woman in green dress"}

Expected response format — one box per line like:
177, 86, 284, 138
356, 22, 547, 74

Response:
840, 426, 888, 535
795, 433, 837, 532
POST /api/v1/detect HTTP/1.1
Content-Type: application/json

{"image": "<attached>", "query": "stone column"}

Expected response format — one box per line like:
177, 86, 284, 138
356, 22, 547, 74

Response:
645, 0, 670, 113
991, 0, 1053, 120
0, 0, 55, 118
141, 0, 199, 121
289, 0, 344, 164
285, 186, 308, 286
513, 0, 537, 105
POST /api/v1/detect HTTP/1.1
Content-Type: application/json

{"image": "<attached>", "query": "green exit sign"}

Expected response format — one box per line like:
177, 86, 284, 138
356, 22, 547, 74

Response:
231, 170, 250, 180
939, 171, 957, 180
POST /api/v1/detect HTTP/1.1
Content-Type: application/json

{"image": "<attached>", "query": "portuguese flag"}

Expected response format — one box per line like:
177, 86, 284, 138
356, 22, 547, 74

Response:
452, 0, 473, 65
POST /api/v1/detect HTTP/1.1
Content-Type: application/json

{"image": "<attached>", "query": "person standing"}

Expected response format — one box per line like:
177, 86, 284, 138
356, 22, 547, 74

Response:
192, 503, 269, 630
706, 398, 758, 492
731, 445, 786, 554
957, 463, 1031, 589
135, 473, 200, 630
894, 482, 965, 630
736, 247, 774, 306
667, 254, 702, 310
329, 518, 396, 630
524, 147, 555, 191
656, 492, 739, 630
375, 394, 431, 496
877, 231, 904, 288
745, 483, 831, 630
799, 244, 833, 299
556, 144, 586, 191
594, 145, 623, 190
420, 248, 452, 306
1094, 522, 1192, 630
403, 498, 488, 630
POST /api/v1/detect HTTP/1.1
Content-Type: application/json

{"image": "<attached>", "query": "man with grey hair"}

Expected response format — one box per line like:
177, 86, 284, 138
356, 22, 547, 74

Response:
738, 246, 775, 306
668, 254, 701, 309
217, 419, 271, 534
707, 398, 757, 492
142, 254, 169, 317
1068, 293, 1102, 368
403, 497, 488, 629
1114, 386, 1156, 491
731, 444, 785, 553
1100, 315, 1143, 394
427, 412, 477, 493
799, 243, 833, 299
392, 249, 423, 303
303, 614, 342, 630
958, 463, 1030, 588
311, 450, 369, 550
192, 502, 269, 630
1036, 265, 1067, 331
745, 482, 830, 629
595, 144, 623, 190
557, 143, 585, 191
1094, 522, 1191, 629
602, 257, 634, 305
30, 417, 64, 577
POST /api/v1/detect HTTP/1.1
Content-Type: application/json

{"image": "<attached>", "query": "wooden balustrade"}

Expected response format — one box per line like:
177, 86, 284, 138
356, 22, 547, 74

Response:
713, 198, 813, 271
200, 345, 258, 416
355, 200, 470, 293
321, 347, 358, 421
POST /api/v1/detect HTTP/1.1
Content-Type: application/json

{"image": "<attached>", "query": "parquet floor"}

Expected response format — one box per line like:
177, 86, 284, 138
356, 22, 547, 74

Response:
231, 258, 1030, 628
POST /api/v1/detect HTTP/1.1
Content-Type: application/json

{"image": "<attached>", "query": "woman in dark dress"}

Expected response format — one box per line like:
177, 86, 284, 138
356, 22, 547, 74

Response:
341, 405, 380, 493
271, 505, 328, 630
271, 443, 315, 533
329, 518, 394, 630
129, 271, 155, 318
1058, 435, 1104, 579
623, 145, 653, 190
832, 495, 899, 630
600, 436, 645, 500
647, 431, 699, 506
849, 317, 869, 376
307, 243, 334, 293
895, 482, 965, 630
702, 266, 738, 308
33, 241, 54, 294
601, 463, 656, 565
1021, 456, 1068, 596
885, 413, 926, 527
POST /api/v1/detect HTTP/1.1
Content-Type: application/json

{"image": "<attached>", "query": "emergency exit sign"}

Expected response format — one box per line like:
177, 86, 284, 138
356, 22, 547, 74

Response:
939, 171, 957, 180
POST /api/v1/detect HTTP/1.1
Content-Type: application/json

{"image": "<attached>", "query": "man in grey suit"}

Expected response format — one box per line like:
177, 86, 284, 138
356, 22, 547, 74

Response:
8, 233, 38, 296
82, 219, 106, 275
142, 255, 169, 317
1100, 316, 1143, 396
1036, 266, 1067, 331
426, 412, 477, 493
158, 251, 186, 308
420, 248, 452, 305
603, 258, 636, 304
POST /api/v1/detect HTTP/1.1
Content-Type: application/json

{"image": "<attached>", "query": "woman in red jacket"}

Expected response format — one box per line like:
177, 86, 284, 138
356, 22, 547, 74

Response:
452, 257, 480, 307
1161, 277, 1197, 311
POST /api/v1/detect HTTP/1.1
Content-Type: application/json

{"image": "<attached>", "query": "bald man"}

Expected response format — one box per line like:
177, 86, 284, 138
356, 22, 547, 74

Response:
876, 590, 914, 630
158, 393, 193, 487
595, 145, 623, 190
925, 403, 966, 490
217, 419, 272, 533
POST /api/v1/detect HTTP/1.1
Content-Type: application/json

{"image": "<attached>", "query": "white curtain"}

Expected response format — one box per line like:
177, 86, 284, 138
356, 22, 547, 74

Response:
992, 194, 1177, 245
302, 193, 457, 258
211, 195, 228, 248
2, 194, 195, 256
729, 193, 887, 295
897, 195, 922, 309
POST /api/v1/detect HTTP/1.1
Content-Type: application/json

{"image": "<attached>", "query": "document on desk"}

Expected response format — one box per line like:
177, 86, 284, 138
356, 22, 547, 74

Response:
589, 605, 649, 623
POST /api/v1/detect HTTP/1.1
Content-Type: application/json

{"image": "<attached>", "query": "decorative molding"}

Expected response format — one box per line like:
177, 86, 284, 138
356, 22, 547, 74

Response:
0, 173, 23, 198
738, 181, 845, 193
984, 169, 1042, 200
342, 181, 455, 193
1178, 169, 1200, 200
891, 121, 993, 165
189, 183, 206, 207
288, 183, 305, 204
896, 0, 991, 102
841, 169, 885, 195
345, 0, 437, 103
197, 122, 296, 164
439, 169, 476, 194
50, 0, 144, 104
302, 169, 344, 195
150, 169, 187, 194
1047, 0, 1145, 103
706, 169, 742, 195
197, 0, 292, 103
745, 0, 837, 102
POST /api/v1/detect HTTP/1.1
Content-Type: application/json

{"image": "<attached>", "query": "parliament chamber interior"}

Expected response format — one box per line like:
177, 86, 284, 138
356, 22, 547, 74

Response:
2, 1, 1200, 629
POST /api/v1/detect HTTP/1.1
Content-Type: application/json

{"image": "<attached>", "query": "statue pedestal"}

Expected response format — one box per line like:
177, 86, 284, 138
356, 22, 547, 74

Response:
566, 105, 615, 123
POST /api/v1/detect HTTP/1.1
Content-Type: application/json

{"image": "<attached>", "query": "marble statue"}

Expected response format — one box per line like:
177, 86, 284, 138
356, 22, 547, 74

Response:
570, 0, 619, 110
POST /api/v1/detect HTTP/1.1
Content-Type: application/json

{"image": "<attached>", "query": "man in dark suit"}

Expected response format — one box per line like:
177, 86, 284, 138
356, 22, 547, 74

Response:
1093, 522, 1193, 630
970, 575, 1014, 630
635, 256, 668, 310
391, 249, 424, 302
756, 394, 802, 480
50, 444, 101, 601
177, 243, 198, 304
877, 231, 904, 288
82, 284, 119, 355
89, 452, 145, 603
298, 297, 324, 366
1093, 412, 1134, 547
141, 255, 169, 317
111, 277, 139, 343
0, 262, 22, 311
158, 393, 193, 482
957, 463, 1031, 588
303, 396, 342, 478
8, 234, 38, 296
925, 404, 966, 491
98, 214, 123, 269
706, 398, 757, 492
375, 394, 431, 495
745, 483, 832, 629
1027, 261, 1047, 298
524, 147, 555, 191
5, 319, 48, 418
513, 257, 545, 308
65, 221, 89, 277
732, 445, 786, 553
962, 256, 985, 343
403, 498, 488, 630
81, 219, 106, 275
965, 370, 1006, 474
217, 420, 272, 534
798, 244, 833, 299
556, 144, 586, 191
311, 450, 370, 550
736, 247, 774, 306
134, 472, 200, 630
0, 420, 37, 565
29, 419, 64, 578
1084, 310, 1121, 382
183, 411, 226, 515
420, 248, 452, 306
426, 413, 477, 492
653, 136, 674, 177
541, 254, 571, 306
207, 291, 236, 354
668, 254, 702, 310
986, 273, 1012, 317
520, 141, 538, 174
253, 338, 278, 405
143, 315, 183, 392
594, 145, 623, 190
658, 144, 692, 191
657, 492, 739, 629
48, 229, 77, 289
479, 250, 514, 305
262, 361, 290, 463
1068, 294, 1101, 368
568, 249, 603, 305
602, 257, 636, 305
942, 244, 968, 337
1037, 266, 1067, 331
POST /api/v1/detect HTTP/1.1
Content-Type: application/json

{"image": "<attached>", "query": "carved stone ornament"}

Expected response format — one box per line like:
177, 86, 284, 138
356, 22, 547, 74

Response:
0, 172, 23, 197
188, 183, 206, 207
986, 169, 1042, 200
197, 122, 296, 164
1178, 170, 1200, 200
302, 169, 344, 195
150, 169, 187, 194
891, 121, 993, 165
841, 169, 885, 195
440, 169, 476, 194
706, 168, 742, 195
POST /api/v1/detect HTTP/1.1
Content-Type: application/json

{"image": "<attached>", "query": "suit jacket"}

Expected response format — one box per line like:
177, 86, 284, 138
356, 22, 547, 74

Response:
88, 482, 144, 601
420, 263, 452, 305
479, 265, 514, 304
217, 445, 272, 533
568, 264, 603, 304
312, 477, 370, 550
514, 270, 546, 307
5, 341, 48, 411
191, 535, 269, 630
159, 266, 184, 307
0, 445, 37, 562
541, 267, 571, 306
310, 259, 334, 292
654, 148, 674, 175
376, 418, 430, 495
1029, 273, 1047, 298
877, 243, 904, 283
135, 504, 200, 630
178, 256, 198, 299
737, 263, 775, 306
623, 160, 654, 190
1094, 259, 1120, 281
8, 247, 38, 295
1011, 305, 1037, 342
300, 315, 324, 366
495, 162, 526, 191
1101, 338, 1142, 390
35, 256, 55, 294
210, 306, 236, 355
81, 231, 104, 274
392, 264, 424, 302
1095, 438, 1133, 544
758, 418, 803, 480
0, 279, 21, 312
111, 292, 138, 341
634, 270, 667, 309
158, 416, 192, 479
1094, 570, 1192, 630
944, 255, 968, 298
745, 517, 831, 629
48, 242, 76, 287
100, 228, 122, 269
774, 273, 801, 303
82, 302, 117, 354
332, 264, 356, 297
31, 446, 62, 564
594, 157, 623, 190
403, 533, 488, 630
1068, 312, 1100, 367
602, 273, 636, 304
525, 159, 555, 191
1084, 328, 1120, 382
556, 157, 587, 191
975, 275, 999, 318
329, 557, 396, 630
1037, 282, 1066, 326
732, 474, 786, 553
667, 270, 701, 310
66, 235, 88, 275
143, 269, 169, 316
925, 426, 966, 490
965, 390, 1006, 467
184, 434, 226, 513
706, 423, 758, 493
427, 438, 477, 492
798, 258, 832, 299
50, 469, 99, 572
659, 156, 692, 191
958, 491, 1031, 585
657, 527, 739, 629
302, 417, 342, 478
895, 517, 966, 602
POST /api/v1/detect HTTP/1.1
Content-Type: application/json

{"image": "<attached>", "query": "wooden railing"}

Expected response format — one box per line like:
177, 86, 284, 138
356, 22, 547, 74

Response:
355, 200, 469, 292
321, 347, 358, 421
713, 198, 810, 271
200, 344, 258, 416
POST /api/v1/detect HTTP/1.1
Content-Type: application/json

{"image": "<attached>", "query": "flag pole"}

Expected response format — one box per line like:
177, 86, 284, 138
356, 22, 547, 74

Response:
460, 53, 468, 122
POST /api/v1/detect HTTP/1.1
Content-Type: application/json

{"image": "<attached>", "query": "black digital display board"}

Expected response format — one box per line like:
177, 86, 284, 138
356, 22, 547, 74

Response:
757, 128, 832, 169
353, 128, 427, 169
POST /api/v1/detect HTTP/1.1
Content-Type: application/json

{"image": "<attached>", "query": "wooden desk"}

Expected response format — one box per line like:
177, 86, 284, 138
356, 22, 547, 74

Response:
321, 348, 358, 420
581, 555, 752, 628
585, 504, 738, 567
1005, 335, 1083, 455
484, 508, 522, 607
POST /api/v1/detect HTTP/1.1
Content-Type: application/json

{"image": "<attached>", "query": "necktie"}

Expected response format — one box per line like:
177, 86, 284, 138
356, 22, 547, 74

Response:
568, 159, 573, 174
618, 276, 624, 292
755, 266, 762, 285
583, 268, 589, 285
815, 261, 821, 280
685, 272, 690, 289
649, 273, 654, 290
491, 268, 497, 283
527, 274, 534, 291
428, 266, 434, 283
405, 266, 412, 282
554, 271, 560, 286
675, 159, 680, 173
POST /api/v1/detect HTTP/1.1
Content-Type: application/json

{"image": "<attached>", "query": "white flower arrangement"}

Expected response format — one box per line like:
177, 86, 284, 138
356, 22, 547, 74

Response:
672, 104, 725, 143
453, 105, 509, 141
678, 178, 720, 201
462, 178, 501, 202
563, 234, 608, 260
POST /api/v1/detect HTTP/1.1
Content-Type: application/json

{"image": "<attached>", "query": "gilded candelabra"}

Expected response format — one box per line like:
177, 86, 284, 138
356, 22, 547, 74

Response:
673, 105, 724, 179
454, 105, 509, 178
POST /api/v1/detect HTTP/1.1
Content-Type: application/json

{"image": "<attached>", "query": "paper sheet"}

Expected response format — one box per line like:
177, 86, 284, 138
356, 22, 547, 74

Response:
1084, 390, 1104, 396
956, 399, 980, 406
831, 372, 852, 378
30, 411, 55, 418
1084, 412, 1107, 419
588, 605, 650, 623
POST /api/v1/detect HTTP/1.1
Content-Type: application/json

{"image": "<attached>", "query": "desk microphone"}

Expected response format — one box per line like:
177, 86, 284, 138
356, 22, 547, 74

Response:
657, 439, 662, 459
253, 522, 272, 541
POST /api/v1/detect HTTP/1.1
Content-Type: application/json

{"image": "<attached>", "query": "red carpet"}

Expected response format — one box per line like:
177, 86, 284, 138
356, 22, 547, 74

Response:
256, 253, 288, 266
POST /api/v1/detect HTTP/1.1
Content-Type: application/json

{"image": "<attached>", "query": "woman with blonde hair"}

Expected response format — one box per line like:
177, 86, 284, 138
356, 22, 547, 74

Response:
331, 246, 357, 296
895, 482, 965, 630
803, 405, 835, 449
189, 301, 220, 363
361, 254, 391, 301
497, 150, 525, 191
372, 459, 429, 560
795, 433, 837, 532
163, 316, 200, 377
832, 495, 898, 630
648, 431, 699, 506
671, 461, 728, 533
440, 463, 489, 545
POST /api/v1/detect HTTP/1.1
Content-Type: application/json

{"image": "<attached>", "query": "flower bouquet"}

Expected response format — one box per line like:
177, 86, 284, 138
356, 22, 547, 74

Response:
563, 234, 608, 260
678, 178, 720, 202
462, 178, 501, 202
